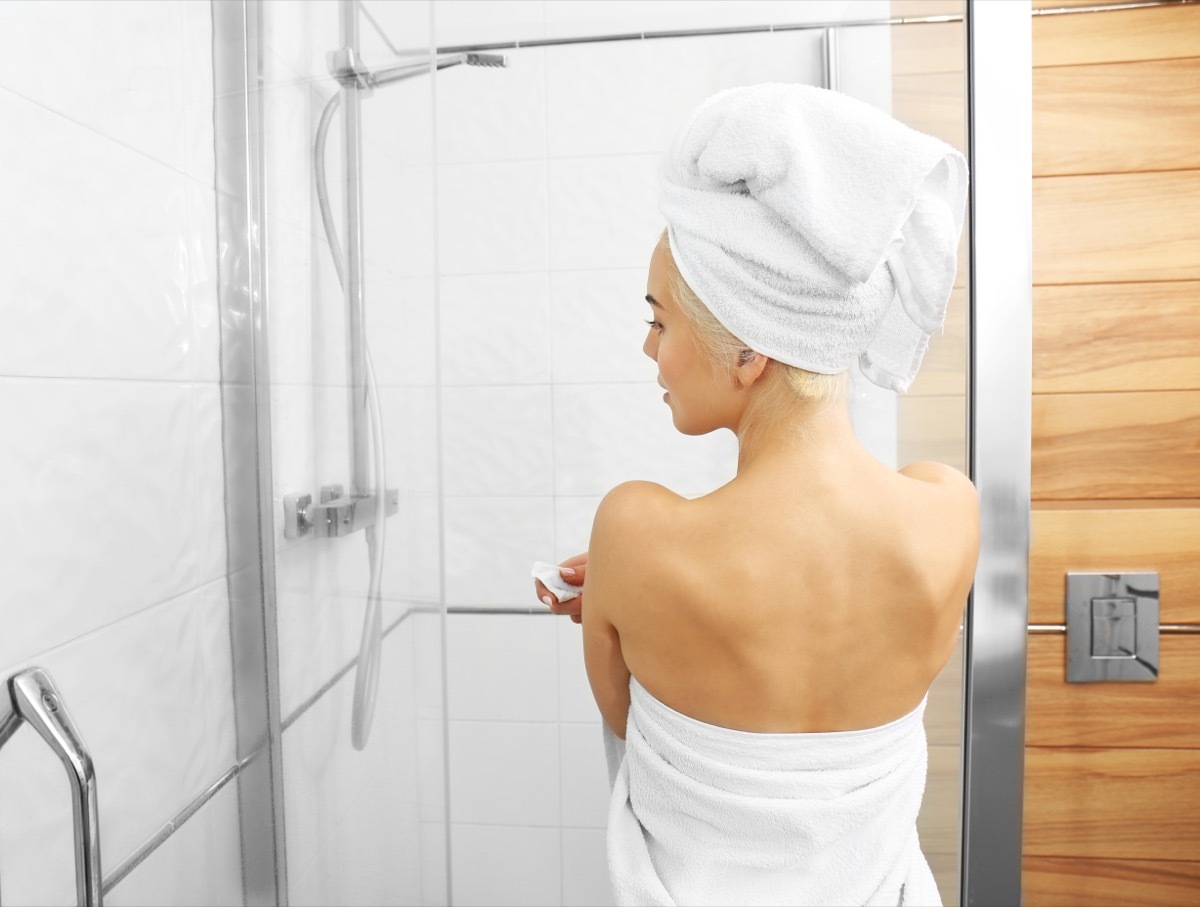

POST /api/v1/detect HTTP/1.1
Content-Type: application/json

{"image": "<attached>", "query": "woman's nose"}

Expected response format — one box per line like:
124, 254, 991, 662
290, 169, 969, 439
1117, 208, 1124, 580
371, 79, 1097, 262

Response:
643, 331, 657, 361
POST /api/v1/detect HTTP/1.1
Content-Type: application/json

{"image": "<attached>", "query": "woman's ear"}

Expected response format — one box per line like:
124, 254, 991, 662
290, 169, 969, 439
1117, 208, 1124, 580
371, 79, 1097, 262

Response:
733, 349, 770, 388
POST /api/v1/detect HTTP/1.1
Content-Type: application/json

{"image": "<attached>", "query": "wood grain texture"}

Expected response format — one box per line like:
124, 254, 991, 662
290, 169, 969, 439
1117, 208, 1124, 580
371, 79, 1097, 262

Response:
892, 72, 966, 154
1024, 746, 1200, 860
1030, 505, 1200, 623
1024, 856, 1200, 907
1031, 391, 1200, 500
897, 395, 968, 473
918, 744, 960, 855
1026, 635, 1200, 748
1035, 58, 1200, 176
1034, 6, 1200, 67
891, 20, 964, 77
892, 0, 963, 16
925, 631, 963, 747
1033, 170, 1200, 285
1033, 282, 1200, 393
928, 852, 959, 907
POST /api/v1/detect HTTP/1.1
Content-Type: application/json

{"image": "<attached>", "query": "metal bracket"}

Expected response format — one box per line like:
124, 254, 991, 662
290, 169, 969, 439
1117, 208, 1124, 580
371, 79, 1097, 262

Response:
1, 668, 102, 905
283, 485, 399, 540
326, 47, 375, 95
1066, 572, 1159, 683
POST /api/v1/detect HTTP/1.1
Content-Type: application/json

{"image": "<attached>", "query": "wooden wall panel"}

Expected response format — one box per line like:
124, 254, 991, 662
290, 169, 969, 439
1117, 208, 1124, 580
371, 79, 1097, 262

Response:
1034, 58, 1200, 176
1024, 856, 1200, 907
1034, 170, 1200, 285
1033, 282, 1200, 394
918, 743, 960, 855
1026, 635, 1200, 748
1023, 746, 1200, 860
1034, 6, 1200, 68
891, 72, 965, 153
1030, 504, 1200, 624
891, 21, 963, 77
1031, 391, 1200, 500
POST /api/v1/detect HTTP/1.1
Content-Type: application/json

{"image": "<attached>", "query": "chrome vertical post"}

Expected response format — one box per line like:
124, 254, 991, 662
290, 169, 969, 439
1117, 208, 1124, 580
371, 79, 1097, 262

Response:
822, 27, 839, 91
961, 1, 1032, 904
340, 0, 371, 497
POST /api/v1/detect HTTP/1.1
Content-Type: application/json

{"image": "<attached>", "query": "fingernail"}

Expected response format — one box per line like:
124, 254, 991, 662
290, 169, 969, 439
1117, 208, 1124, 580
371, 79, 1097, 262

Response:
541, 595, 554, 608
559, 567, 576, 576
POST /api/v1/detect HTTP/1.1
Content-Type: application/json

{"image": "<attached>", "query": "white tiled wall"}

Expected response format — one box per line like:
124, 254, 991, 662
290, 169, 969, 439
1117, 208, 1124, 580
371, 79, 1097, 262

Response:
0, 2, 242, 903
432, 2, 893, 905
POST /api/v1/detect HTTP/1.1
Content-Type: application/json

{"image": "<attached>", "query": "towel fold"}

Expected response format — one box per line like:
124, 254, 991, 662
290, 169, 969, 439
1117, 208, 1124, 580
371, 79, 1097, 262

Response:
605, 677, 940, 906
658, 83, 968, 393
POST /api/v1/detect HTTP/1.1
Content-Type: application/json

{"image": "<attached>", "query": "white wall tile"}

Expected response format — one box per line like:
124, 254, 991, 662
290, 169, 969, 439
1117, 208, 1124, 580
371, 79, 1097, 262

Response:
0, 88, 194, 382
283, 625, 424, 907
262, 77, 319, 234
448, 721, 560, 826
368, 276, 438, 389
557, 619, 602, 724
562, 828, 614, 907
360, 0, 433, 65
437, 161, 549, 275
554, 496, 600, 564
447, 614, 558, 721
421, 819, 449, 905
267, 217, 316, 387
413, 611, 447, 722
443, 497, 555, 607
549, 269, 657, 384
0, 581, 235, 905
0, 1, 211, 180
560, 724, 611, 829
442, 385, 553, 496
184, 179, 222, 383
547, 155, 661, 271
0, 379, 225, 668
106, 780, 243, 907
450, 824, 561, 907
418, 718, 448, 823
439, 273, 552, 387
364, 73, 437, 168
552, 383, 738, 497
436, 48, 547, 165
433, 1, 545, 47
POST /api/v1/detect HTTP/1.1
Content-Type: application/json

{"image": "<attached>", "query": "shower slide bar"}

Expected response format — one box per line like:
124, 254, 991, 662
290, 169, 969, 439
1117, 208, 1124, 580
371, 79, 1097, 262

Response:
0, 668, 102, 907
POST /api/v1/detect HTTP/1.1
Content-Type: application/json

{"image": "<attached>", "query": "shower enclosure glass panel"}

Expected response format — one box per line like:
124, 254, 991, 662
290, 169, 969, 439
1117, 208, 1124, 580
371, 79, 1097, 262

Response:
247, 1, 445, 903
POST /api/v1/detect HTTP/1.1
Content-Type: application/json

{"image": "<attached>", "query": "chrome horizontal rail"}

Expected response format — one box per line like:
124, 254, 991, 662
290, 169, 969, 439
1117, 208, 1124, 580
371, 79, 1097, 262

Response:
1029, 623, 1200, 634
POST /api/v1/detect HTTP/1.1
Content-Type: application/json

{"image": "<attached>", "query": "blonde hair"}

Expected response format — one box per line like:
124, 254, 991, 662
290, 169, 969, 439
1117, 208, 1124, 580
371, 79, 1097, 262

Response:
656, 229, 850, 419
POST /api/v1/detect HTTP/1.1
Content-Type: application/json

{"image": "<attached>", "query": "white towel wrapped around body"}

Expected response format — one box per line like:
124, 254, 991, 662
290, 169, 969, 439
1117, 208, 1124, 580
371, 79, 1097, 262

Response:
604, 677, 940, 907
658, 83, 968, 393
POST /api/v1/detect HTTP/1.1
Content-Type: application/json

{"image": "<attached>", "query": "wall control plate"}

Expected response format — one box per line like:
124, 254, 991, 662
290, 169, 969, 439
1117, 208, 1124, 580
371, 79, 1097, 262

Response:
1066, 572, 1159, 683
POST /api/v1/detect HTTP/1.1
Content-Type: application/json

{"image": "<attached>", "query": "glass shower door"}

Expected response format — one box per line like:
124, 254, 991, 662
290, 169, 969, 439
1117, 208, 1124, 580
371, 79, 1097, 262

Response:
213, 0, 447, 903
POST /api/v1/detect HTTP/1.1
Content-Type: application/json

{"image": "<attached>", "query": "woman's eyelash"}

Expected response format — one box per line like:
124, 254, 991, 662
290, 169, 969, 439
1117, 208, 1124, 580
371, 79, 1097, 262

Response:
645, 319, 663, 329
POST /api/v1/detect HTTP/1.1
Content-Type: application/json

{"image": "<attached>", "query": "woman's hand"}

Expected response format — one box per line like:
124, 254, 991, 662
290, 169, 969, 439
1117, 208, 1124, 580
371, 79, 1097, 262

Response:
534, 552, 587, 624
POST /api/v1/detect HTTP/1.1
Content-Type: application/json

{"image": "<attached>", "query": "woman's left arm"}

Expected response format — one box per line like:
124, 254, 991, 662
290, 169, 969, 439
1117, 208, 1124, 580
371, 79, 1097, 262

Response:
582, 481, 671, 740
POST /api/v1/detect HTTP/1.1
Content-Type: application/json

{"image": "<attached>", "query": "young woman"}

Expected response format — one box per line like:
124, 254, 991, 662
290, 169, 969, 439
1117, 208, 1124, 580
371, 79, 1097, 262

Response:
535, 83, 977, 906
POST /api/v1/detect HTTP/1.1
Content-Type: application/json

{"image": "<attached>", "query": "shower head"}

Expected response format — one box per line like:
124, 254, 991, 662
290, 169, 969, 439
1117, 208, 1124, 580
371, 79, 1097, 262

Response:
328, 48, 508, 91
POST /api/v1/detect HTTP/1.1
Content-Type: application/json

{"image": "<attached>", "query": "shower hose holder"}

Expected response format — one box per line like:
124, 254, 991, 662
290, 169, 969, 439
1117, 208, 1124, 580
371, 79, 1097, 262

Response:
284, 484, 398, 539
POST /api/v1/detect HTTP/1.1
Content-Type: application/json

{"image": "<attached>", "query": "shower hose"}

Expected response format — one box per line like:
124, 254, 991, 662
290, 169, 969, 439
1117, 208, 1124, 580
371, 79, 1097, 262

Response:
315, 90, 386, 751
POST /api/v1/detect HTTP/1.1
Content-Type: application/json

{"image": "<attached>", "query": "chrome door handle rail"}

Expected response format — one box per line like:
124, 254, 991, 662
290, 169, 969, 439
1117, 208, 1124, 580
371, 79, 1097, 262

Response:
1, 668, 102, 906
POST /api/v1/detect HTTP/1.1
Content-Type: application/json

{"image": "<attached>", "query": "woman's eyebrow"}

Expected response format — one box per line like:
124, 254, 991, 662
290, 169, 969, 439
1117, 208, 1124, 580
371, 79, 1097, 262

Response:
645, 294, 662, 308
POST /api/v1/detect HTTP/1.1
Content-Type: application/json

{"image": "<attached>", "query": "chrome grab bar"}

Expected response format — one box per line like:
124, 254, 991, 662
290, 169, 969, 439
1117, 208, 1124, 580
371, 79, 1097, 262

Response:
1, 668, 102, 906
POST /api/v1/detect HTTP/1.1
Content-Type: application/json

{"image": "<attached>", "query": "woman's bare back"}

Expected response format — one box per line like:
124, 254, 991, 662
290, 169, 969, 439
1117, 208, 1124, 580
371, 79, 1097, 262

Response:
612, 459, 979, 733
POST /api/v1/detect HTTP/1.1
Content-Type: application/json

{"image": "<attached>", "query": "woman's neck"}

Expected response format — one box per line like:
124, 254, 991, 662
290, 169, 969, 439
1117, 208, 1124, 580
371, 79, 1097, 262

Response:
732, 396, 873, 482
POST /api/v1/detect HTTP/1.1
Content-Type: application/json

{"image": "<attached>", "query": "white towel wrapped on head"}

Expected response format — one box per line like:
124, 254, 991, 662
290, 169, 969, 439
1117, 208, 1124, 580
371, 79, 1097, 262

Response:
604, 677, 941, 906
658, 83, 968, 393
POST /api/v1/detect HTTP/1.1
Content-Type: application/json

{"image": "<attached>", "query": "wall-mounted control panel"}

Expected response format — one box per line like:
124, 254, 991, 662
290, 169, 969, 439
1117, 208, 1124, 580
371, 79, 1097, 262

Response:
1066, 572, 1159, 683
